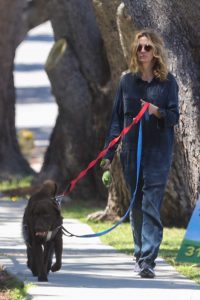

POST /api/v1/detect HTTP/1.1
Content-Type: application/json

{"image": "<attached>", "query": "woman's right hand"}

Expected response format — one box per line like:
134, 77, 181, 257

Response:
100, 159, 111, 170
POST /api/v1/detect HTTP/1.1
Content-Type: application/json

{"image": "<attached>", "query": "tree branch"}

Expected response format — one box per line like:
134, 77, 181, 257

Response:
18, 0, 50, 44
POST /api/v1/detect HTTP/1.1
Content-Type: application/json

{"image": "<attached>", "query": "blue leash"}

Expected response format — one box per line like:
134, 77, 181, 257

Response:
62, 120, 143, 238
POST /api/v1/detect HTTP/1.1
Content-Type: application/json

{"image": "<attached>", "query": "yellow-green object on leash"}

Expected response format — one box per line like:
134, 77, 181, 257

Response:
102, 170, 112, 187
100, 159, 106, 168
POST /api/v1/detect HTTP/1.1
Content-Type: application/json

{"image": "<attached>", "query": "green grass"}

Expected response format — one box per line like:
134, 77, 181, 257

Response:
63, 201, 200, 284
0, 267, 29, 300
0, 176, 34, 201
0, 176, 33, 191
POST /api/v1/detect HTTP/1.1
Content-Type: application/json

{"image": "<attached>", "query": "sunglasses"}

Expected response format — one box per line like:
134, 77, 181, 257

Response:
137, 44, 153, 52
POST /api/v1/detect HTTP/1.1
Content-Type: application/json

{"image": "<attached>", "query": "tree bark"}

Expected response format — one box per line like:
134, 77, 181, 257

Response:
24, 0, 50, 31
18, 0, 50, 44
0, 0, 34, 180
40, 38, 96, 197
39, 0, 111, 200
14, 0, 52, 46
92, 1, 128, 86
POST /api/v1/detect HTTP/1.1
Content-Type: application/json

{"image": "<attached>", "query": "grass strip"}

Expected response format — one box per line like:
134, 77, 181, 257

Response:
0, 266, 28, 300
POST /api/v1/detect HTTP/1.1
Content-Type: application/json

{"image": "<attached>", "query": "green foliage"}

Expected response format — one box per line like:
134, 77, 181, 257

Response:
0, 267, 29, 300
17, 129, 35, 159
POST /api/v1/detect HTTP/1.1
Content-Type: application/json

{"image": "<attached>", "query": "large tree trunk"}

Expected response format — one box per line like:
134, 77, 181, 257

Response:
92, 1, 129, 86
40, 38, 96, 197
39, 0, 111, 199
0, 0, 34, 180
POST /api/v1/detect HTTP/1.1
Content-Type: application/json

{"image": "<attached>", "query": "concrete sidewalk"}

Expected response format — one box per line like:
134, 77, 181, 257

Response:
0, 200, 199, 300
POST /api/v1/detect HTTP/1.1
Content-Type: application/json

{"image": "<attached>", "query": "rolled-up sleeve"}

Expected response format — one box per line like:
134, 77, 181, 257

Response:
158, 75, 179, 127
104, 79, 124, 162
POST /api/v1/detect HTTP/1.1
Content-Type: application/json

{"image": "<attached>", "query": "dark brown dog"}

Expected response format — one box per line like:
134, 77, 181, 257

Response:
22, 180, 63, 281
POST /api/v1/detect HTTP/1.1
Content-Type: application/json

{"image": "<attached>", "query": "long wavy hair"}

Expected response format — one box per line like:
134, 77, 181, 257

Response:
129, 29, 168, 81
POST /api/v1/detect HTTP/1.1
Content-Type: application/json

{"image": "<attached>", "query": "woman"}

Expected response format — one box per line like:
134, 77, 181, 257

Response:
102, 29, 179, 278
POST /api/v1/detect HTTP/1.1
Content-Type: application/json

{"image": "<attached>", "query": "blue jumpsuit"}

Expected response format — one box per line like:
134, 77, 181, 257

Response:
104, 71, 179, 268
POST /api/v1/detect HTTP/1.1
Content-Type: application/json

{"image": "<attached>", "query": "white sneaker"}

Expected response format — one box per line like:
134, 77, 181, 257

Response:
133, 261, 141, 273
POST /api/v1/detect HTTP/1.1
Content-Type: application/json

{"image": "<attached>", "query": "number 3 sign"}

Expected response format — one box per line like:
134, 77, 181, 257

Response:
176, 197, 200, 263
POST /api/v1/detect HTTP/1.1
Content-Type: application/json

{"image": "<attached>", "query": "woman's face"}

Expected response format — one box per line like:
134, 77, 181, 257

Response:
136, 36, 154, 66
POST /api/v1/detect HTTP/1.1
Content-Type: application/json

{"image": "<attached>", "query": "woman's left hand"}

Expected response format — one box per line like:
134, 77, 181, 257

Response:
140, 99, 161, 118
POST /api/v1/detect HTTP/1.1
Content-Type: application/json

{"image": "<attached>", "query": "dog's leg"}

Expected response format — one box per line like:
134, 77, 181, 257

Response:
33, 242, 48, 282
47, 243, 54, 273
27, 246, 31, 269
27, 245, 37, 275
23, 212, 35, 273
30, 242, 39, 277
51, 233, 63, 272
26, 236, 38, 276
44, 242, 54, 275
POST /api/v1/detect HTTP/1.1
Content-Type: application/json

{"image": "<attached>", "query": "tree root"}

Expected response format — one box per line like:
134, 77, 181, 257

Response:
87, 208, 120, 222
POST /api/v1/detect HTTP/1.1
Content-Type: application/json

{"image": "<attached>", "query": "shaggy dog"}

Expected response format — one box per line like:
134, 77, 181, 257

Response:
22, 180, 63, 282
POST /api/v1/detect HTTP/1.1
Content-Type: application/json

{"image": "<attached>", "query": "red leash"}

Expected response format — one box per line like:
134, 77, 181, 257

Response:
60, 102, 149, 197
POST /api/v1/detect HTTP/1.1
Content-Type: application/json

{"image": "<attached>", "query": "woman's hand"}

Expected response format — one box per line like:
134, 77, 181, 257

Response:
140, 99, 161, 118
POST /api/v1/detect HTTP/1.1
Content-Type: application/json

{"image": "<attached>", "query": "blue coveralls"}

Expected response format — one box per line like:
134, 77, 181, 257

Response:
104, 71, 179, 268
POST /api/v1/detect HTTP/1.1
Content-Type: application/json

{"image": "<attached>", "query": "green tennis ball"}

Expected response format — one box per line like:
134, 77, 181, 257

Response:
102, 170, 112, 187
100, 159, 106, 168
